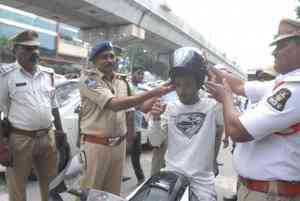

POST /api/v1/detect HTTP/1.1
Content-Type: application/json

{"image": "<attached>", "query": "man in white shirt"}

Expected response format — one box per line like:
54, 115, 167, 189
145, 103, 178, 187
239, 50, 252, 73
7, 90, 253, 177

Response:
0, 30, 68, 201
207, 18, 300, 201
148, 47, 224, 201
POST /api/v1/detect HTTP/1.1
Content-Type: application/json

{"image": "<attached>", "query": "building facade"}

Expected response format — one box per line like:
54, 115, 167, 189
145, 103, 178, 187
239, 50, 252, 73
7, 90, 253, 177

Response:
0, 4, 88, 72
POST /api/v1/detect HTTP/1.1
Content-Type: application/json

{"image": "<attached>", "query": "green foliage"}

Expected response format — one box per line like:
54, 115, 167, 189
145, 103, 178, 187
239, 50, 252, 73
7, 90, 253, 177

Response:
0, 36, 15, 63
122, 43, 169, 79
0, 36, 9, 47
296, 0, 300, 18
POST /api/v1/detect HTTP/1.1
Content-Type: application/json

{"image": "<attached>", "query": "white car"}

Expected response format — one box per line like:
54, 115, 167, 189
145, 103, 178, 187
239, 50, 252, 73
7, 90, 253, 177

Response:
55, 79, 81, 157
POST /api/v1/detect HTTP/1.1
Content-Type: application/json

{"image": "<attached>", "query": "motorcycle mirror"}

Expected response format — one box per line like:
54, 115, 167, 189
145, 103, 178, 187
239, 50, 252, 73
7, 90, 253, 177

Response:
49, 150, 87, 193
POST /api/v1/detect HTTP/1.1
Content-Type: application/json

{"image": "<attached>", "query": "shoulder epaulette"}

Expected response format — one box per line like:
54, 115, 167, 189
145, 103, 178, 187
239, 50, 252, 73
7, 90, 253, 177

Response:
39, 65, 55, 86
83, 69, 97, 77
283, 75, 300, 82
115, 73, 129, 86
39, 65, 54, 74
115, 73, 128, 80
0, 63, 17, 76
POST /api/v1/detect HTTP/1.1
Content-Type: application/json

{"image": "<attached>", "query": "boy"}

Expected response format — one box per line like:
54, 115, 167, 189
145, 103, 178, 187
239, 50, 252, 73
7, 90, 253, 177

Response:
148, 47, 223, 201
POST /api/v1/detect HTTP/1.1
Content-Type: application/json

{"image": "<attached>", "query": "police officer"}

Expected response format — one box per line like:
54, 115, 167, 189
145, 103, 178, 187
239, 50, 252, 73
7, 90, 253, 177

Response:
0, 30, 68, 201
79, 41, 173, 195
207, 18, 300, 201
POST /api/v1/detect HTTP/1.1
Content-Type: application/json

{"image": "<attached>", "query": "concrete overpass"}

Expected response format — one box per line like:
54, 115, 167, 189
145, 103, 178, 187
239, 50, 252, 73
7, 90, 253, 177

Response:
1, 0, 244, 77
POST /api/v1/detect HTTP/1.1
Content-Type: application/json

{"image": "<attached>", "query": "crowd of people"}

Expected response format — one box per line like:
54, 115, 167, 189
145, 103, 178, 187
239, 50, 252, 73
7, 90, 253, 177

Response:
0, 17, 300, 201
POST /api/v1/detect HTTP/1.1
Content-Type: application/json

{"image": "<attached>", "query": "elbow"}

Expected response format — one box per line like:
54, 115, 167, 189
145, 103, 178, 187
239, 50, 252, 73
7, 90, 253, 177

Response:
225, 117, 243, 142
226, 125, 240, 141
226, 123, 253, 142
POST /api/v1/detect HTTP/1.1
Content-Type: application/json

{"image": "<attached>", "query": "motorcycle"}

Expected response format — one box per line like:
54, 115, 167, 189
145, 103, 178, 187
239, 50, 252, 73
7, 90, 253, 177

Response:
49, 151, 191, 201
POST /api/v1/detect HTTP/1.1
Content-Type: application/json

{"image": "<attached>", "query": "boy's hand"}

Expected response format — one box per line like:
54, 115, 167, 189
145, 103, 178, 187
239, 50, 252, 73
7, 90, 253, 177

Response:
150, 99, 166, 121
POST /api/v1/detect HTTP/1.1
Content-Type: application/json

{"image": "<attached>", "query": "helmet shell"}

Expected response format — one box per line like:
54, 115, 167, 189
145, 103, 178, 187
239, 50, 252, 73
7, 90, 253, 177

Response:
170, 47, 207, 88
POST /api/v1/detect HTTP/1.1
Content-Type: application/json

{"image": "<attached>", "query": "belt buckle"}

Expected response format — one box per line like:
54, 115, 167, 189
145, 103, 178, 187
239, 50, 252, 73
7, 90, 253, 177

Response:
108, 137, 121, 146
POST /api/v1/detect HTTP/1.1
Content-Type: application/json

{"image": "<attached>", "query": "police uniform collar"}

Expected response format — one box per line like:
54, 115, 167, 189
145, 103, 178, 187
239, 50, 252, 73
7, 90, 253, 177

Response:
95, 69, 117, 81
276, 68, 300, 82
16, 61, 44, 77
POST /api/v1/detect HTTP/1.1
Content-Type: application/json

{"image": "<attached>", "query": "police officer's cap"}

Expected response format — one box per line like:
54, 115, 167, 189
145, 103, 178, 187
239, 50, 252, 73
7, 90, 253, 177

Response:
270, 18, 300, 46
89, 41, 113, 61
10, 30, 40, 46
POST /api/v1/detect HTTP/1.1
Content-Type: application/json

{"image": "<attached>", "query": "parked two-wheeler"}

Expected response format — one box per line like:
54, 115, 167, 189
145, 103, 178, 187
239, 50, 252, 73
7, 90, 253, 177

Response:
49, 151, 191, 201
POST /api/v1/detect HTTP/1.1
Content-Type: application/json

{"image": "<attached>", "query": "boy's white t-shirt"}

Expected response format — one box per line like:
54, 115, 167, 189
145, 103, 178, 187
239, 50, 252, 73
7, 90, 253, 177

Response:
149, 97, 223, 201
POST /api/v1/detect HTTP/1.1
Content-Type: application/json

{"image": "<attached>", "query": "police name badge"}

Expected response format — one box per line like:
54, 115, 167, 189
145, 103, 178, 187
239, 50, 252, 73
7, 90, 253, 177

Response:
85, 78, 97, 89
267, 88, 291, 111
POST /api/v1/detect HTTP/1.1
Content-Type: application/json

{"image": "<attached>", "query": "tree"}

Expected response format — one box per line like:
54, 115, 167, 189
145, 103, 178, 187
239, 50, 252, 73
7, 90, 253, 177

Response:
296, 0, 300, 18
0, 36, 15, 63
121, 43, 169, 79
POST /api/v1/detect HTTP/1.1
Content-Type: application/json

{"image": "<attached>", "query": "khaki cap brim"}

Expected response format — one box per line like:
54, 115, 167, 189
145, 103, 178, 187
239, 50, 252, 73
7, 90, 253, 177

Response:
15, 41, 40, 46
270, 33, 300, 46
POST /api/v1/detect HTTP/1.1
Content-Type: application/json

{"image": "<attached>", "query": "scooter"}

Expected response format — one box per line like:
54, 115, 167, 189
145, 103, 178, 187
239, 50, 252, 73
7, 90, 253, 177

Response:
49, 150, 192, 201
127, 171, 190, 201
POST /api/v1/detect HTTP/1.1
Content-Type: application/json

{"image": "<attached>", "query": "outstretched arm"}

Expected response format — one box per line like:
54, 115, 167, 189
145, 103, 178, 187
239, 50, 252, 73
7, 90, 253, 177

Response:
207, 79, 254, 142
208, 67, 246, 96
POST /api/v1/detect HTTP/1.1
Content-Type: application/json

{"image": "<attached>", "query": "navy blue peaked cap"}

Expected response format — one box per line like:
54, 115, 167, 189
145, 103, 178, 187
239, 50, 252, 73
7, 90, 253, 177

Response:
89, 41, 113, 61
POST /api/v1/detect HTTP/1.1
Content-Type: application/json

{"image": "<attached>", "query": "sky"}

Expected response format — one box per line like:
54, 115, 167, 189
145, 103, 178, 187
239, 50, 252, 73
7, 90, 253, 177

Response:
169, 0, 298, 71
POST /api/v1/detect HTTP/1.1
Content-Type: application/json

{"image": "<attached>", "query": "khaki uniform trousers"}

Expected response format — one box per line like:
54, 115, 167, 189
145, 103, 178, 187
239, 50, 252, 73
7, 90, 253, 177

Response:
151, 140, 167, 176
80, 140, 126, 195
238, 182, 300, 201
6, 130, 58, 201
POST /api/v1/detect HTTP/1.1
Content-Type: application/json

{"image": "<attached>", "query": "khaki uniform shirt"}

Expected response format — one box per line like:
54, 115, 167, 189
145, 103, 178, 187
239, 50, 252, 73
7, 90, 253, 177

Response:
0, 62, 58, 130
79, 69, 128, 137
